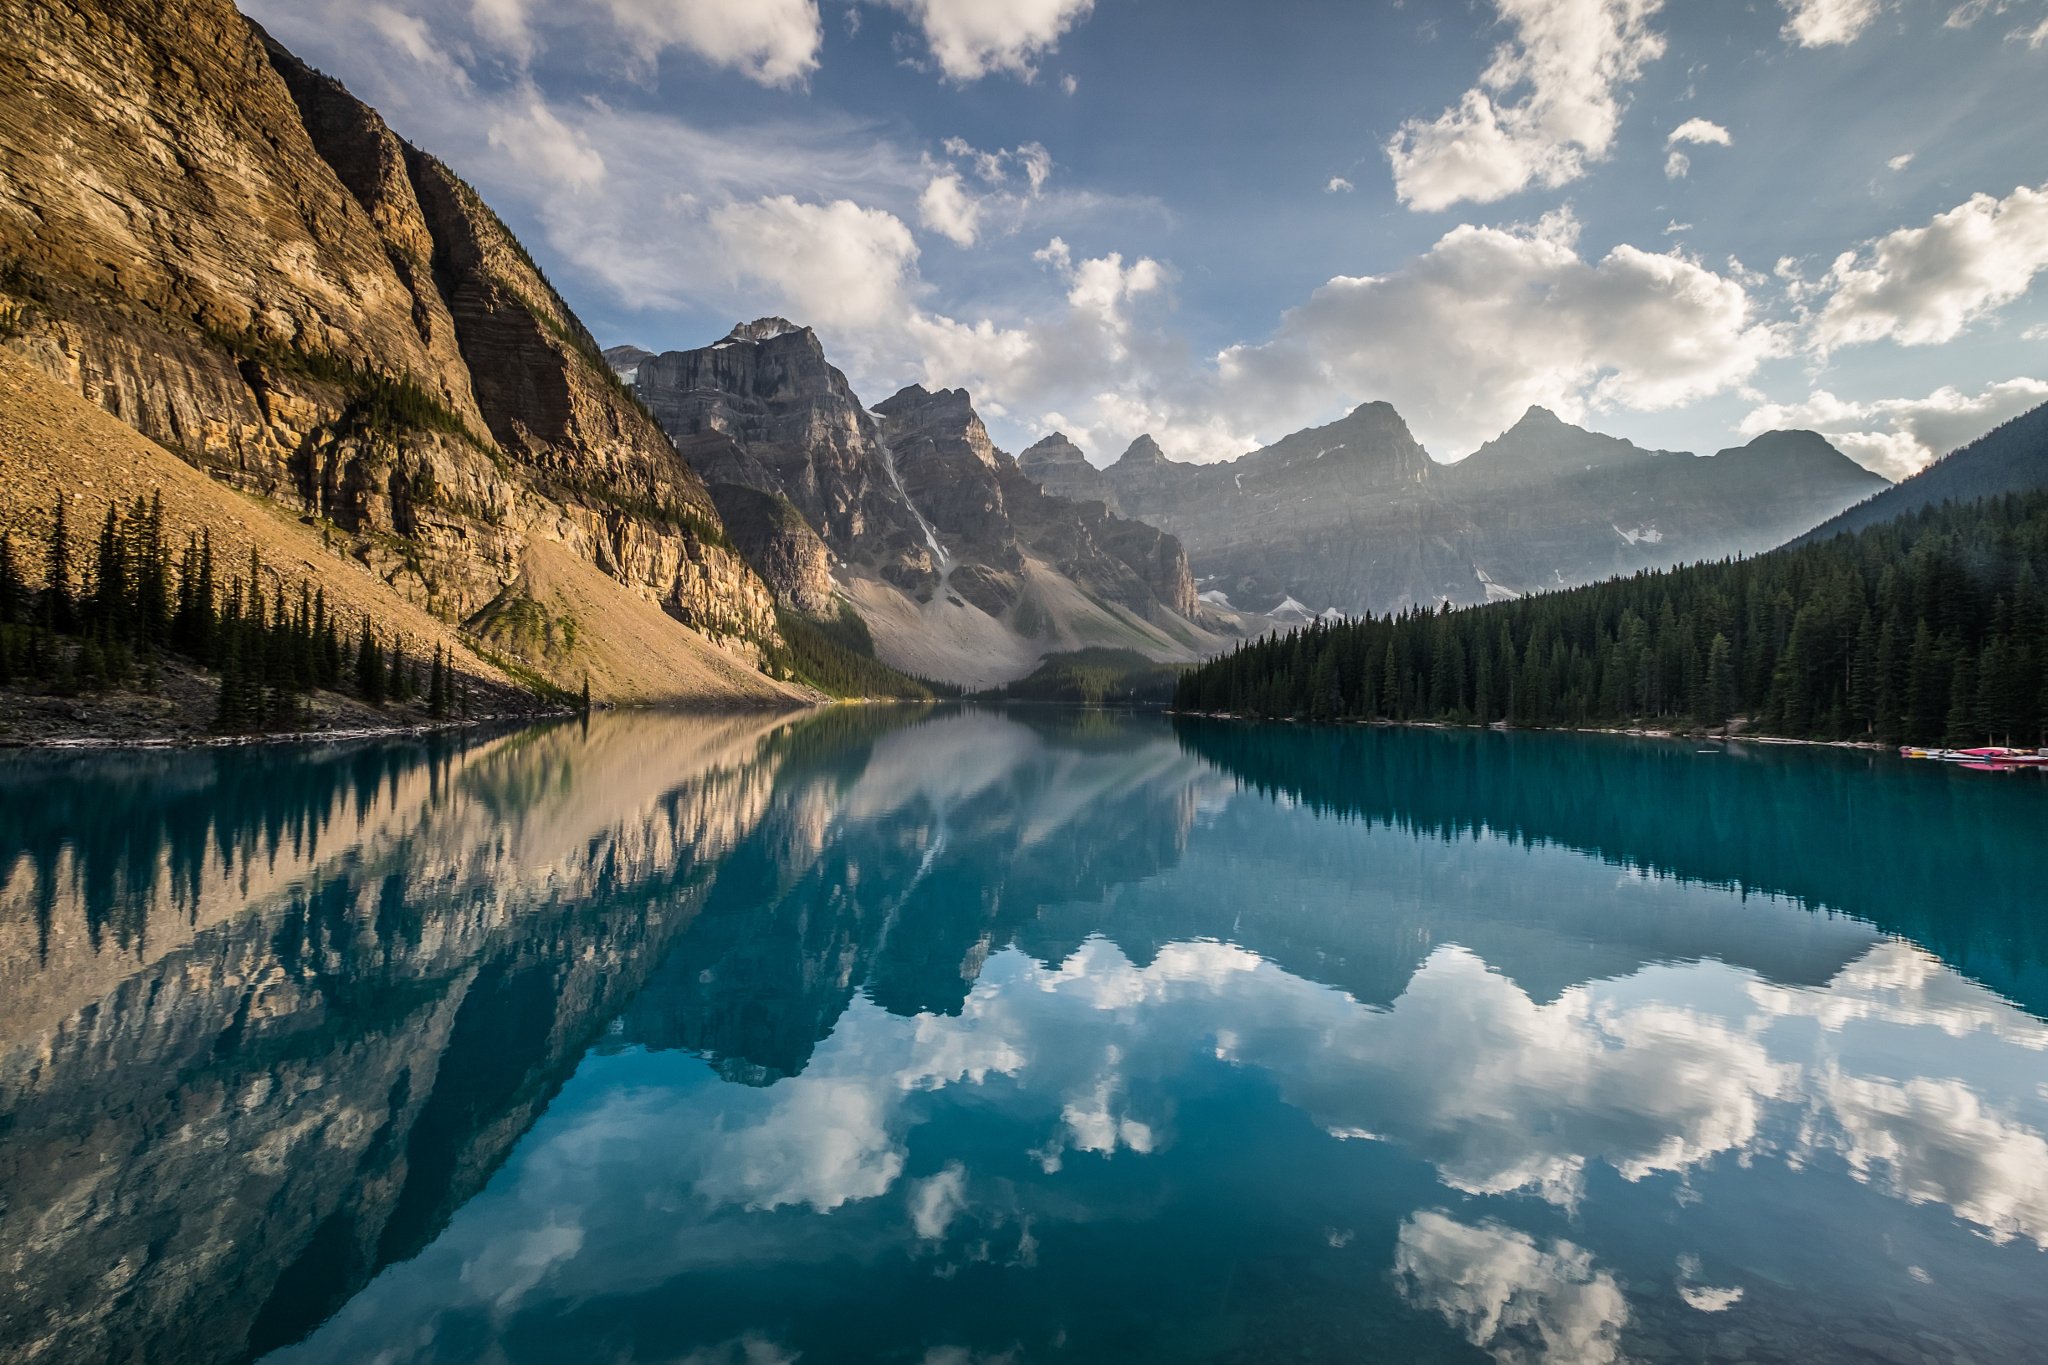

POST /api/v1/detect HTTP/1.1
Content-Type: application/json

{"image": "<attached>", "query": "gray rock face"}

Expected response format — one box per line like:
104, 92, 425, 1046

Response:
628, 322, 939, 596
618, 327, 1211, 671
694, 466, 837, 617
870, 384, 1015, 556
603, 344, 655, 385
1024, 404, 1888, 616
1092, 404, 1476, 614
869, 384, 1200, 623
1440, 416, 1890, 600
1018, 432, 1119, 511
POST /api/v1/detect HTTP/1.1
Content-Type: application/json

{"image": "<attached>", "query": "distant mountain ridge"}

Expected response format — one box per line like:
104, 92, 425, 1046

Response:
1022, 403, 1888, 616
617, 324, 1239, 688
1789, 399, 2048, 547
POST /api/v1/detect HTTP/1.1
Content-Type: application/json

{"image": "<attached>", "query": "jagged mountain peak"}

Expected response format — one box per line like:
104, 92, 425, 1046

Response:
1117, 434, 1170, 466
871, 383, 976, 419
721, 317, 812, 345
1717, 428, 1849, 462
1453, 406, 1660, 484
603, 344, 654, 384
1505, 404, 1570, 432
1020, 432, 1089, 463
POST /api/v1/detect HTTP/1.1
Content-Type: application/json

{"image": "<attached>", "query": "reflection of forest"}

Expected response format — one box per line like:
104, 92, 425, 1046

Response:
1, 709, 2038, 1365
1173, 720, 2048, 1016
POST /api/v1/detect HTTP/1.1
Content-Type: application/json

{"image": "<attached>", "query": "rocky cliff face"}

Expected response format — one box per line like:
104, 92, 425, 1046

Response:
1017, 433, 1117, 511
872, 384, 1201, 622
630, 320, 937, 596
0, 0, 781, 692
619, 325, 1222, 685
1019, 403, 1887, 617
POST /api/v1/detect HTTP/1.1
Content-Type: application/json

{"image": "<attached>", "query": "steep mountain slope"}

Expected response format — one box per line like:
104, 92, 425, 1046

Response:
0, 0, 793, 704
0, 351, 501, 707
620, 325, 1235, 687
1022, 404, 1886, 616
1789, 399, 2048, 546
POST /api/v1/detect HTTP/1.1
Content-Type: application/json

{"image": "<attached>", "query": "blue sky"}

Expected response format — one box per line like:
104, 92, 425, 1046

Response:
246, 0, 2048, 474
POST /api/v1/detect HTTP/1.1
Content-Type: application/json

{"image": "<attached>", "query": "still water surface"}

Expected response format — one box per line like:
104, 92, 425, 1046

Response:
3, 709, 2047, 1364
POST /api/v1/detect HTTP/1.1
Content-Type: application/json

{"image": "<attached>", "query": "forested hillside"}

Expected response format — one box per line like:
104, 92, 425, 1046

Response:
1175, 491, 2048, 746
1791, 400, 2048, 546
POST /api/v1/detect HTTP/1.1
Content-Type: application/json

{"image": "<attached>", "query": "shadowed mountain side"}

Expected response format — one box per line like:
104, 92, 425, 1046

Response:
1790, 399, 2048, 547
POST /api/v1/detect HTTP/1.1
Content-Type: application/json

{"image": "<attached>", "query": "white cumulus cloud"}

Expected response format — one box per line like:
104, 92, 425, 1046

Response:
1780, 0, 1883, 46
1386, 0, 1667, 212
599, 0, 822, 85
1667, 117, 1732, 146
449, 0, 822, 83
1661, 119, 1727, 180
1208, 210, 1780, 458
487, 95, 606, 190
1739, 376, 2048, 478
706, 196, 921, 331
919, 172, 983, 246
912, 139, 1057, 248
881, 0, 1096, 82
1812, 182, 2048, 349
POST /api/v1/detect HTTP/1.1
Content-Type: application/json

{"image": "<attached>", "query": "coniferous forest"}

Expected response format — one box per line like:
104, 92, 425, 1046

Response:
1175, 491, 2048, 746
0, 491, 475, 732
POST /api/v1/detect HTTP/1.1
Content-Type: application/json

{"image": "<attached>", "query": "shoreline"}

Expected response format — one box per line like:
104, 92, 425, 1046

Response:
4, 709, 575, 752
1167, 711, 1898, 753
0, 693, 913, 752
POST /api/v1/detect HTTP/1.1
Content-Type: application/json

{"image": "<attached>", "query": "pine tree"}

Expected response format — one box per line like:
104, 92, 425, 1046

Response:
428, 645, 449, 718
356, 622, 385, 704
214, 630, 245, 732
1172, 491, 2048, 746
42, 492, 72, 631
1702, 633, 1735, 728
1944, 655, 1980, 746
0, 530, 20, 626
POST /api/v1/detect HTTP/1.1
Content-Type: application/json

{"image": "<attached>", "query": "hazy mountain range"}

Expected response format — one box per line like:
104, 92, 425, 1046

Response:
1020, 402, 1889, 618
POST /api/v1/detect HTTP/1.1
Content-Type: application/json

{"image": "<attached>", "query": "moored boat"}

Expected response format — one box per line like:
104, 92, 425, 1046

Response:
1899, 745, 2048, 766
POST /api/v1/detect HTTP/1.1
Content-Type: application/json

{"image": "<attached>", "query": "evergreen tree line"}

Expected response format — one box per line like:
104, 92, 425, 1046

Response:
1174, 490, 2048, 746
0, 492, 466, 731
764, 603, 959, 700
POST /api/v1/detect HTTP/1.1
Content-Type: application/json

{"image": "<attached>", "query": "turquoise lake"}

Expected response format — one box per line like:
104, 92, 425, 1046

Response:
3, 709, 2047, 1364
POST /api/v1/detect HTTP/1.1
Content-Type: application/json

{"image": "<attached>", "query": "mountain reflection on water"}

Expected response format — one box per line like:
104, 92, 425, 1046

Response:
1, 710, 2045, 1365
